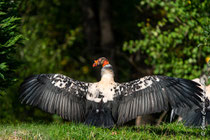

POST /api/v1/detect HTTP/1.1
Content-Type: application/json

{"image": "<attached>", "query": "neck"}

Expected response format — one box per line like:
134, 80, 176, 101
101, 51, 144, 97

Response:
101, 73, 114, 82
100, 64, 114, 82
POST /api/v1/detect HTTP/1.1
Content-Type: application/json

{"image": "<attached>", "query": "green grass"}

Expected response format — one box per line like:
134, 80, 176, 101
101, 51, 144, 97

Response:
0, 122, 209, 140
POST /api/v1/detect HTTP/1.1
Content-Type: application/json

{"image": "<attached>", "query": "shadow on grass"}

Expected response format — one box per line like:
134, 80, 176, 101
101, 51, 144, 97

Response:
113, 124, 210, 137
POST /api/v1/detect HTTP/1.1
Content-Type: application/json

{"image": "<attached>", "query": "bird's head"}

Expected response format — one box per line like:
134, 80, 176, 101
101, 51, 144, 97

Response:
93, 57, 110, 68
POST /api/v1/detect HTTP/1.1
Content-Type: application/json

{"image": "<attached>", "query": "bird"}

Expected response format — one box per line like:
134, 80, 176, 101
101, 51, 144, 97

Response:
19, 57, 203, 128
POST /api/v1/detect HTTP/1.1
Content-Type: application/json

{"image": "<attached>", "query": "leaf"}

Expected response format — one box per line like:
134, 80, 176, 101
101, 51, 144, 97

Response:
0, 11, 6, 15
0, 73, 5, 80
0, 63, 8, 71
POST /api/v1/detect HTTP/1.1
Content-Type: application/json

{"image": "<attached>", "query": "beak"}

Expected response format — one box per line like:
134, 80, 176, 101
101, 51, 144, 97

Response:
93, 60, 98, 67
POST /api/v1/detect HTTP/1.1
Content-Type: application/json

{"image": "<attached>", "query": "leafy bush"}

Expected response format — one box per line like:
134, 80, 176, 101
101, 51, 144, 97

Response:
123, 0, 210, 79
18, 0, 94, 81
0, 0, 22, 95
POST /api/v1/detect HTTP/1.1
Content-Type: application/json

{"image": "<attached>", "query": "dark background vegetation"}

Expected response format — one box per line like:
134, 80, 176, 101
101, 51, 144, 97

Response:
0, 0, 209, 123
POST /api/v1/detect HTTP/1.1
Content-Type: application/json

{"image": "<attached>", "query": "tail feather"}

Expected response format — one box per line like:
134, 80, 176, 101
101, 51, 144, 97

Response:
84, 107, 114, 128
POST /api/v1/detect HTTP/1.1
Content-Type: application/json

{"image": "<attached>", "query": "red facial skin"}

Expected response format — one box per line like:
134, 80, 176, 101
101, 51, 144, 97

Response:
92, 58, 109, 67
92, 60, 99, 67
102, 60, 109, 67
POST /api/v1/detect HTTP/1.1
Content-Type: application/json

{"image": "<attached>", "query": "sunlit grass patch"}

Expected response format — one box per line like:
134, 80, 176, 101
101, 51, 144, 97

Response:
0, 122, 209, 139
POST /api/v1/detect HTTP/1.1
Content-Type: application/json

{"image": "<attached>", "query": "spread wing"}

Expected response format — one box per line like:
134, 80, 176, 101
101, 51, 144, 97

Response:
115, 75, 203, 125
19, 74, 90, 122
170, 98, 210, 126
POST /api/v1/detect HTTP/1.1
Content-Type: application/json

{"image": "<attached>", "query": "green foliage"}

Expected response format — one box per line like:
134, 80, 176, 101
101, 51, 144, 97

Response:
0, 0, 97, 122
18, 0, 94, 81
0, 123, 209, 139
0, 0, 22, 94
123, 0, 210, 79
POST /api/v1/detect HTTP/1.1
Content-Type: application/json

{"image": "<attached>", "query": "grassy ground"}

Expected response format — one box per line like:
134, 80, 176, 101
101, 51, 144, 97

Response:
0, 122, 209, 140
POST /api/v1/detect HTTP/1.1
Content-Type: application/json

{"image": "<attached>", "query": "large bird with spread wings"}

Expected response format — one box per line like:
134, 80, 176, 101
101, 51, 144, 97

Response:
19, 57, 203, 127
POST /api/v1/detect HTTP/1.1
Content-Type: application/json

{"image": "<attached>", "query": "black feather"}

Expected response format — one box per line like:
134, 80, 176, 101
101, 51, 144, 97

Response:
19, 74, 88, 122
116, 75, 202, 125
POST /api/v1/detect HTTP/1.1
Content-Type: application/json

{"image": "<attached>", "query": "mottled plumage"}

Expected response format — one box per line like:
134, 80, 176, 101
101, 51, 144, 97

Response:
19, 57, 203, 127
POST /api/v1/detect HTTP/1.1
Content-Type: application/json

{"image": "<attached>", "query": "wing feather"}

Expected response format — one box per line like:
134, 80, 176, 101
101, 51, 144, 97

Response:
141, 91, 145, 114
169, 86, 189, 108
125, 102, 131, 122
132, 98, 137, 119
19, 74, 89, 122
68, 100, 72, 120
116, 75, 203, 125
144, 89, 149, 114
156, 84, 164, 110
151, 89, 157, 111
48, 90, 55, 112
135, 97, 140, 117
26, 85, 41, 105
130, 100, 135, 119
173, 85, 200, 107
33, 86, 45, 106
150, 88, 155, 112
21, 83, 39, 103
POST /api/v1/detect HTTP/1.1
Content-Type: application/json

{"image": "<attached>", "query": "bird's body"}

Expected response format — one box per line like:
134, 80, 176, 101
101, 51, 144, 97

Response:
19, 57, 203, 127
86, 64, 117, 103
